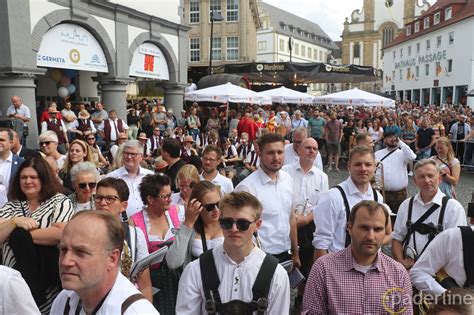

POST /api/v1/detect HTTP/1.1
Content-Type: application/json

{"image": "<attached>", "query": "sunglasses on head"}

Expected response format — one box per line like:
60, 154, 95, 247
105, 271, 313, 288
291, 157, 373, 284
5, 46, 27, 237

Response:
219, 217, 256, 231
78, 182, 97, 189
202, 202, 218, 212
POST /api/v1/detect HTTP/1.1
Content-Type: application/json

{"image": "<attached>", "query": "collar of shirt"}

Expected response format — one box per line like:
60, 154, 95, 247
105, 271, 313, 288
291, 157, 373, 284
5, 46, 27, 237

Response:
2, 152, 13, 163
413, 189, 445, 207
345, 176, 374, 197
256, 168, 282, 185
340, 247, 382, 273
220, 244, 258, 265
295, 163, 317, 176
117, 166, 149, 177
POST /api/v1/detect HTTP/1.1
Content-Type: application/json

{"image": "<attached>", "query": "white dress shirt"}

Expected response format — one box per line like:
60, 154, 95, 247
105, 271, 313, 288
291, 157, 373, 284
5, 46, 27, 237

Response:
69, 119, 97, 133
0, 152, 13, 194
410, 226, 473, 295
176, 244, 290, 315
0, 266, 40, 314
235, 169, 294, 254
282, 162, 329, 214
105, 166, 154, 217
61, 109, 77, 130
312, 177, 384, 253
374, 140, 416, 191
41, 119, 68, 135
392, 189, 467, 254
199, 172, 234, 194
6, 104, 31, 123
283, 143, 323, 171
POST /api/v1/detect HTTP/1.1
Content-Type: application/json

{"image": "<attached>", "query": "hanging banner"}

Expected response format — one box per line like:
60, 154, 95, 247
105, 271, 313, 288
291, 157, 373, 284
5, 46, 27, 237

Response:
37, 24, 109, 73
129, 43, 170, 80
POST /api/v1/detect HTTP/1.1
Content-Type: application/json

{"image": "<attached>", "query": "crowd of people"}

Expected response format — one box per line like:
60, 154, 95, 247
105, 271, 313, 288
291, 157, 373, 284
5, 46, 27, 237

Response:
0, 94, 473, 314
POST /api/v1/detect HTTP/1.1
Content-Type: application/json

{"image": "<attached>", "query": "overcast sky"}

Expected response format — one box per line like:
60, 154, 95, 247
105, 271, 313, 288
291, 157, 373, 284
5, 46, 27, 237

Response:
263, 0, 435, 41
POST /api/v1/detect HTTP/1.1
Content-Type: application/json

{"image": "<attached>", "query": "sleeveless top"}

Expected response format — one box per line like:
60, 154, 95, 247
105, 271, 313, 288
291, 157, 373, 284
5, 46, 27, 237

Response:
130, 206, 180, 269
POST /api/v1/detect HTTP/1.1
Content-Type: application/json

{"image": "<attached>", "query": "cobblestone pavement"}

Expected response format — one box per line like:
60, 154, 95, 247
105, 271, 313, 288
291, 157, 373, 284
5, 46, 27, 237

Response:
325, 160, 473, 211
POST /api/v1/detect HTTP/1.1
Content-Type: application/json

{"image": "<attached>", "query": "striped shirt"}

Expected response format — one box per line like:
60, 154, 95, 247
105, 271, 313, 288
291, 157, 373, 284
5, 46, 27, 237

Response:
302, 247, 413, 315
0, 193, 74, 313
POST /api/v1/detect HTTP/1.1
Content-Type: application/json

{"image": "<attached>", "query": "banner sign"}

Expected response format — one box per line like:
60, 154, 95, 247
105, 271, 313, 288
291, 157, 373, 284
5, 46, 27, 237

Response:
129, 43, 170, 80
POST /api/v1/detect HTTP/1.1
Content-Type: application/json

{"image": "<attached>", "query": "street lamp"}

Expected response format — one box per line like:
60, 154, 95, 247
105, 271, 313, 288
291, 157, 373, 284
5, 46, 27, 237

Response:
208, 10, 224, 75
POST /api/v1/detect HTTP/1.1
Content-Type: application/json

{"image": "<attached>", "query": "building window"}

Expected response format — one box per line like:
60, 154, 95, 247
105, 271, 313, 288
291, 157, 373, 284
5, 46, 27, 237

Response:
406, 25, 411, 36
445, 7, 452, 20
415, 21, 420, 33
425, 63, 429, 76
294, 43, 299, 55
399, 69, 402, 80
408, 45, 411, 56
226, 36, 239, 61
383, 26, 395, 47
301, 45, 306, 57
258, 41, 267, 51
437, 36, 442, 48
313, 49, 317, 60
319, 50, 323, 61
226, 0, 238, 22
400, 48, 403, 58
190, 38, 200, 61
189, 0, 199, 23
210, 0, 222, 21
307, 47, 312, 59
353, 43, 360, 58
434, 12, 441, 25
426, 39, 431, 50
449, 32, 454, 44
279, 39, 285, 52
415, 66, 419, 77
424, 17, 430, 29
211, 37, 221, 61
416, 42, 420, 53
392, 71, 396, 81
447, 59, 452, 72
393, 50, 396, 59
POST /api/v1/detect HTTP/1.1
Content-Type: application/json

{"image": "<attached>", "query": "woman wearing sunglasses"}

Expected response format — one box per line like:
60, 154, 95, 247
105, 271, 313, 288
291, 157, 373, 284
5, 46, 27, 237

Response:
68, 162, 99, 212
167, 181, 223, 270
130, 174, 181, 314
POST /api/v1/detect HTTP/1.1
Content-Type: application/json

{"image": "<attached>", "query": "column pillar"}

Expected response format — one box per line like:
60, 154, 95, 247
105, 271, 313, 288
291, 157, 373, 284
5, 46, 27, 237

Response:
95, 77, 134, 120
163, 84, 186, 115
0, 73, 40, 149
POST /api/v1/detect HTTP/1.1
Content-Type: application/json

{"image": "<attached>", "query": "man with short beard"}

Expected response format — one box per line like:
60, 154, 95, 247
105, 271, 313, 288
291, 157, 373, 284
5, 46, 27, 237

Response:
200, 145, 234, 194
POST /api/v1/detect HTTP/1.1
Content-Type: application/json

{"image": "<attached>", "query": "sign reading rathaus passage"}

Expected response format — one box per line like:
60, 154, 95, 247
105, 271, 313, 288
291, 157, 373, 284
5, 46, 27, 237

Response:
37, 24, 109, 73
395, 50, 447, 70
129, 43, 170, 80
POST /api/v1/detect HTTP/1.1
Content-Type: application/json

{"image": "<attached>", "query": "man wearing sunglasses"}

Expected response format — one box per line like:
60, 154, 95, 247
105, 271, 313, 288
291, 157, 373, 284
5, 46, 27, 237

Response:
176, 191, 290, 314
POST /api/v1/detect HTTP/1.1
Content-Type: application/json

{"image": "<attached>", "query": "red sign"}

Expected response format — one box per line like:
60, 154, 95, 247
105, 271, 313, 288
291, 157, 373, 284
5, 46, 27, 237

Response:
144, 54, 154, 71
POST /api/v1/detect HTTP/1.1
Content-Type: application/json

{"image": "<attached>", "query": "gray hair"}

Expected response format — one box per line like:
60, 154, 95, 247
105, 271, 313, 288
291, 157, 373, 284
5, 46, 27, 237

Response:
39, 130, 58, 143
414, 159, 441, 174
292, 126, 308, 138
122, 140, 144, 153
70, 162, 100, 183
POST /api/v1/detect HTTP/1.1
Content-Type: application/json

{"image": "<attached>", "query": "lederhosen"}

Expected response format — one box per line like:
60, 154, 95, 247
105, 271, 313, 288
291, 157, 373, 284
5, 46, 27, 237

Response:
62, 292, 146, 315
150, 136, 163, 157
401, 196, 449, 258
200, 249, 278, 315
334, 185, 379, 247
459, 226, 474, 288
378, 148, 406, 214
77, 119, 92, 140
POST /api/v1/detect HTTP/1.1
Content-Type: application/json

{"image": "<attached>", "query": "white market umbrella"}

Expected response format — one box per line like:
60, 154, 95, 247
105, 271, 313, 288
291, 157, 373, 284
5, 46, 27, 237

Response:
314, 88, 395, 107
259, 86, 314, 104
185, 82, 271, 105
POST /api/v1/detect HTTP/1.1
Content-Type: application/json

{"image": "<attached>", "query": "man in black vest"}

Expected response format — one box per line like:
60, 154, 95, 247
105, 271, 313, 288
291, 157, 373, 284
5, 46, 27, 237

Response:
176, 191, 290, 314
41, 107, 69, 154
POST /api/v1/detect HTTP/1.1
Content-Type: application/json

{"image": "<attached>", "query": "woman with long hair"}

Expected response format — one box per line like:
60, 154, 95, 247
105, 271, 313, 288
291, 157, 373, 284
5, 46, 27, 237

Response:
0, 157, 74, 313
167, 181, 223, 270
170, 164, 200, 208
59, 139, 94, 193
432, 137, 460, 198
369, 119, 384, 152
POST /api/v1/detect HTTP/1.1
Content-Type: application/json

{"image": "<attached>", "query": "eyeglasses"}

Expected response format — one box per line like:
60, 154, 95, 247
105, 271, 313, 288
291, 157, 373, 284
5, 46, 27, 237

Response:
202, 157, 218, 163
123, 151, 141, 158
219, 217, 257, 231
202, 202, 219, 212
78, 182, 97, 189
87, 137, 95, 141
156, 193, 172, 200
93, 194, 120, 204
40, 141, 53, 146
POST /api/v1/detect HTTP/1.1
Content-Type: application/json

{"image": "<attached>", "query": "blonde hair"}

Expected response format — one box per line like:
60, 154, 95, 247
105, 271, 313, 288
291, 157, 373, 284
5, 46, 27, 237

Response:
61, 139, 94, 172
176, 164, 200, 187
436, 137, 455, 162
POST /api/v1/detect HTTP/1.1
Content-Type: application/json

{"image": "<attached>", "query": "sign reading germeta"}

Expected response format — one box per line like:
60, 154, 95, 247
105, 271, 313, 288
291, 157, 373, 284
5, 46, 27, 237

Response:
395, 50, 447, 69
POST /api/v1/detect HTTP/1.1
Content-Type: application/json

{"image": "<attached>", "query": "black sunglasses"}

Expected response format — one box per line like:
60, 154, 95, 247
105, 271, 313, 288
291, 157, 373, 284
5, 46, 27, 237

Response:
78, 182, 97, 189
219, 218, 256, 232
87, 137, 95, 140
40, 141, 53, 146
202, 202, 218, 212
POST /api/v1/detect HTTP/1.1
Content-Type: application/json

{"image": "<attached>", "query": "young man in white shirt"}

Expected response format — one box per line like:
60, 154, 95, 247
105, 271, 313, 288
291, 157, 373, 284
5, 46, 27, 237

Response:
200, 145, 234, 194
176, 191, 290, 314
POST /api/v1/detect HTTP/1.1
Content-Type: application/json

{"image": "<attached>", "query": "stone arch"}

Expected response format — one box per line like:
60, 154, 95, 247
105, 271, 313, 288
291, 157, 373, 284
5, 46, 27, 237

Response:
128, 32, 179, 83
31, 9, 116, 75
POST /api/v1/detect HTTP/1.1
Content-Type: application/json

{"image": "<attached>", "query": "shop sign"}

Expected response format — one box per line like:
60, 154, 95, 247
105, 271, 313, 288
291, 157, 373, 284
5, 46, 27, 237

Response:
129, 43, 169, 80
395, 50, 447, 70
37, 24, 109, 73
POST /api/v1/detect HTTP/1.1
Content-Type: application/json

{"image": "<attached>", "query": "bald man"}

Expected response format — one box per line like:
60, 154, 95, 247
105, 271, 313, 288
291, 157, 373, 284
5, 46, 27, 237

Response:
283, 137, 329, 276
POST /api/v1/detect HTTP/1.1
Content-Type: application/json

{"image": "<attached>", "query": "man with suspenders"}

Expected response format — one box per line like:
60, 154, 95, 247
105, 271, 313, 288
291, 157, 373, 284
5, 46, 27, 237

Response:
392, 159, 466, 270
313, 145, 388, 261
410, 225, 474, 296
176, 192, 290, 314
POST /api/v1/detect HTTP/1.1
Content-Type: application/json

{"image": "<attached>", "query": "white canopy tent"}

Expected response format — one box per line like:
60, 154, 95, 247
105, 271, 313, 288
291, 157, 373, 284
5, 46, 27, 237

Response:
184, 82, 272, 105
314, 88, 395, 107
258, 86, 314, 104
